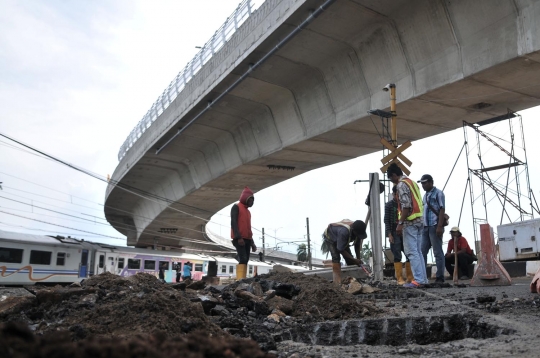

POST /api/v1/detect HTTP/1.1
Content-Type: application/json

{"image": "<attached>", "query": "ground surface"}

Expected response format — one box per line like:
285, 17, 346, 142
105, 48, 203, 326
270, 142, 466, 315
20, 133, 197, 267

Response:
276, 277, 539, 357
0, 273, 538, 357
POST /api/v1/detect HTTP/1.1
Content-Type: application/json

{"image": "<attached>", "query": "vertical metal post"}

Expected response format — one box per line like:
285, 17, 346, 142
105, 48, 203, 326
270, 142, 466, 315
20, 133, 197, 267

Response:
306, 217, 312, 270
389, 84, 397, 146
369, 172, 383, 280
463, 122, 479, 246
262, 228, 265, 256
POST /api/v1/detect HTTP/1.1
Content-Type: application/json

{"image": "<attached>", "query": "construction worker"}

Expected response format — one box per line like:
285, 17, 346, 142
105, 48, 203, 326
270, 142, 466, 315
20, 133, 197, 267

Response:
387, 163, 428, 288
230, 186, 257, 279
445, 227, 475, 280
322, 219, 367, 285
418, 174, 446, 283
384, 186, 410, 285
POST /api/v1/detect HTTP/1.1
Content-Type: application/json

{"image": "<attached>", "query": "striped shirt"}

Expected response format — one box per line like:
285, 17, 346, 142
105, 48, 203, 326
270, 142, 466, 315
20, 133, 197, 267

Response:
396, 175, 423, 227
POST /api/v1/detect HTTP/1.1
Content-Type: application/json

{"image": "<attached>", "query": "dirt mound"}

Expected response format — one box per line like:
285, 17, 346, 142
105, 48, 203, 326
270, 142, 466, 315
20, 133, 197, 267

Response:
0, 273, 222, 340
264, 272, 380, 320
0, 321, 274, 358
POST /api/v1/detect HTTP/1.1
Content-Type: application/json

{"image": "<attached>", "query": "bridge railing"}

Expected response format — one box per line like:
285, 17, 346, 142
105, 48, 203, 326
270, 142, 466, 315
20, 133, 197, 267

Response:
118, 0, 267, 161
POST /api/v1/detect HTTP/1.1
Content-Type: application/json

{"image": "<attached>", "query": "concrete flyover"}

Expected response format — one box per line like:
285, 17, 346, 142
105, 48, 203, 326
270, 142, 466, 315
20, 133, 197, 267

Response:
105, 0, 540, 249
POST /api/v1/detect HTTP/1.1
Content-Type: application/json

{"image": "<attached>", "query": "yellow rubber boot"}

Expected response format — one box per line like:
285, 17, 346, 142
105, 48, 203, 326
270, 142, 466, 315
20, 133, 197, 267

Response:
394, 262, 405, 285
236, 264, 247, 280
332, 263, 342, 285
405, 262, 413, 283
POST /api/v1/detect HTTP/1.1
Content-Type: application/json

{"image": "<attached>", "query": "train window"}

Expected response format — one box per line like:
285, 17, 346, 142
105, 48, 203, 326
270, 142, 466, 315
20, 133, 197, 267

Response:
229, 265, 234, 274
195, 263, 203, 272
249, 265, 253, 275
144, 260, 156, 270
98, 255, 105, 268
221, 265, 226, 273
56, 252, 66, 266
118, 258, 125, 269
0, 247, 23, 263
127, 259, 141, 269
30, 250, 52, 265
159, 261, 169, 270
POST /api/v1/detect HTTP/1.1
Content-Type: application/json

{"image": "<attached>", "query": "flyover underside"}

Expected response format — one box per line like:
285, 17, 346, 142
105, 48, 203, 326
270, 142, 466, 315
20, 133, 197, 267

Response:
105, 0, 540, 248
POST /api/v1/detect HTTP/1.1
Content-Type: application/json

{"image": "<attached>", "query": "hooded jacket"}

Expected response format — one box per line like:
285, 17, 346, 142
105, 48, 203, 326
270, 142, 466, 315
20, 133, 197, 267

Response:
230, 186, 253, 240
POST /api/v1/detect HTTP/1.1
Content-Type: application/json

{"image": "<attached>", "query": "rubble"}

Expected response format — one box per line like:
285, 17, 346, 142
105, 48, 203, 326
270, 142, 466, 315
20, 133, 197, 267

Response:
0, 270, 382, 355
0, 321, 274, 358
6, 270, 532, 357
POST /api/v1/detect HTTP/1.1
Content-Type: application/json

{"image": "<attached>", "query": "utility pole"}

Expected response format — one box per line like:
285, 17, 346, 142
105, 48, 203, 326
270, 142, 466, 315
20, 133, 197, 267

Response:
262, 228, 265, 256
306, 217, 312, 270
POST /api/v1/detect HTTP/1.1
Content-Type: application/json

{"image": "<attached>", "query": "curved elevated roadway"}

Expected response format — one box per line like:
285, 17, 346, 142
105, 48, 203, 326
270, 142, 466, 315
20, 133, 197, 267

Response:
105, 0, 540, 249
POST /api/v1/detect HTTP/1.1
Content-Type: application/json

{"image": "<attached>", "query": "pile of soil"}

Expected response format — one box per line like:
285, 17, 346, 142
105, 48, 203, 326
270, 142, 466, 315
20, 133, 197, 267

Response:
0, 272, 223, 339
0, 321, 274, 358
0, 271, 383, 356
264, 272, 380, 320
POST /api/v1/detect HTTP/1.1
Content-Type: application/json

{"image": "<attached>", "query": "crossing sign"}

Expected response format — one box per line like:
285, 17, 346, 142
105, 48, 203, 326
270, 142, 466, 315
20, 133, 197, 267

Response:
380, 138, 412, 175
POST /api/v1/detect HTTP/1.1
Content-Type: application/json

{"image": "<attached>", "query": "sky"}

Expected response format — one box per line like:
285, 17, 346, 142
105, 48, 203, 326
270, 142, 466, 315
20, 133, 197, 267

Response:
1, 0, 539, 262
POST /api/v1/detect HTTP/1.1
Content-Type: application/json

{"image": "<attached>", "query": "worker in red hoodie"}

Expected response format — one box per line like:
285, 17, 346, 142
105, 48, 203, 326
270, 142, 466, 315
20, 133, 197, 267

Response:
231, 186, 257, 279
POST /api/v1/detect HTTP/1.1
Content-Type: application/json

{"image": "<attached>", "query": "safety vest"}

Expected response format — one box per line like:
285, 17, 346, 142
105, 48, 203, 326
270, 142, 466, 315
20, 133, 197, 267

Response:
324, 219, 357, 247
230, 203, 252, 240
397, 178, 423, 221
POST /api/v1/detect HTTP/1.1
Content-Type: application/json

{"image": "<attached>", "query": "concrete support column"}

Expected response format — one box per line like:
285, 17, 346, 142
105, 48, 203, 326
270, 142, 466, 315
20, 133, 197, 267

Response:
369, 172, 383, 280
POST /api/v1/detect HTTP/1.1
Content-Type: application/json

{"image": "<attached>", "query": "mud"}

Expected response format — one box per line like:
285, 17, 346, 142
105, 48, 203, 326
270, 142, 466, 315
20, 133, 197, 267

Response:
1, 272, 538, 357
260, 272, 381, 320
0, 271, 382, 356
1, 272, 223, 340
0, 321, 273, 358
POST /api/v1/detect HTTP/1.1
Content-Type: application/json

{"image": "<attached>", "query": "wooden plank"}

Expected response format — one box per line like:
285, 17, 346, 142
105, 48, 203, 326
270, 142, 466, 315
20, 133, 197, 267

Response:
380, 140, 412, 164
380, 138, 413, 166
380, 158, 410, 176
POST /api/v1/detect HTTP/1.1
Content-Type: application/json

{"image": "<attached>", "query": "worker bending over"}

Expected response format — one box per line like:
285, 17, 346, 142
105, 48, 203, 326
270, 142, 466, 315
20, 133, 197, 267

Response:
231, 186, 257, 279
322, 219, 367, 284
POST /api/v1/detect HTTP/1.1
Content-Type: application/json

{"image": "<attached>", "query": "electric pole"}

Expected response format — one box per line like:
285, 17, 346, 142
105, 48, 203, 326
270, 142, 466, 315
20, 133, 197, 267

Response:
262, 228, 265, 255
306, 217, 312, 270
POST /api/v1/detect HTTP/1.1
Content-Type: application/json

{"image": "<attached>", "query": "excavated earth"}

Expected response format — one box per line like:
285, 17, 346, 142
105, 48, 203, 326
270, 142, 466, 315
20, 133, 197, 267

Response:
0, 271, 379, 357
1, 272, 538, 357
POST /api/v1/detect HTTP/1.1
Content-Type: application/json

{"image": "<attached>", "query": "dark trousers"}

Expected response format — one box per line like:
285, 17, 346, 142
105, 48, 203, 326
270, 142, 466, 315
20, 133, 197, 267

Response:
389, 230, 408, 263
445, 253, 474, 277
176, 272, 181, 283
233, 238, 251, 264
327, 240, 356, 265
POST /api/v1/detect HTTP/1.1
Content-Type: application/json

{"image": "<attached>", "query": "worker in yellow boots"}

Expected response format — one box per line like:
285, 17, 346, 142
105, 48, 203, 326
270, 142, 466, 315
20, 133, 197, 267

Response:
231, 186, 257, 279
322, 219, 367, 285
384, 186, 411, 284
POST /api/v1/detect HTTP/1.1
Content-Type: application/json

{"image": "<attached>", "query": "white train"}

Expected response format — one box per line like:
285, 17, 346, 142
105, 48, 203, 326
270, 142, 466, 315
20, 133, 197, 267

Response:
0, 229, 308, 285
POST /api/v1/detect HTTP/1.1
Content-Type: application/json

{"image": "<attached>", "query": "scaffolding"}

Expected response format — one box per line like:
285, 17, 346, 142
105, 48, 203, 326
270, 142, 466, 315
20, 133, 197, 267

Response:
462, 110, 540, 248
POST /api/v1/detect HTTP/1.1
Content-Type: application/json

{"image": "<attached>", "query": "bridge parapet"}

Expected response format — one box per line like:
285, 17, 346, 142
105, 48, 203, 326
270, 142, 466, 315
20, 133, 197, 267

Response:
117, 0, 269, 161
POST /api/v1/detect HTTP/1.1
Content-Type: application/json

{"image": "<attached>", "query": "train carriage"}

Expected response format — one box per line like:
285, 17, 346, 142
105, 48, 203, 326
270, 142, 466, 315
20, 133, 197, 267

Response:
0, 229, 311, 285
0, 229, 95, 285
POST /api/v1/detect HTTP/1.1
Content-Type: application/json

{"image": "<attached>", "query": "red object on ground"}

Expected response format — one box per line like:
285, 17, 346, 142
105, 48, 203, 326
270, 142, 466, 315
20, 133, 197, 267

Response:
470, 224, 511, 287
531, 267, 540, 293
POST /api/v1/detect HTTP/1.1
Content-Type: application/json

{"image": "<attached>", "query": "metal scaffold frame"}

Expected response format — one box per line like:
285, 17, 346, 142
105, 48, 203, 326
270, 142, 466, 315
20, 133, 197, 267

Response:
462, 110, 540, 249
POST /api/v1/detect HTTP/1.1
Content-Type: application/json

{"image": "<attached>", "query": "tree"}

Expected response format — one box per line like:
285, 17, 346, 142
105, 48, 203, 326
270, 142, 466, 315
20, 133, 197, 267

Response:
361, 242, 372, 263
297, 243, 308, 262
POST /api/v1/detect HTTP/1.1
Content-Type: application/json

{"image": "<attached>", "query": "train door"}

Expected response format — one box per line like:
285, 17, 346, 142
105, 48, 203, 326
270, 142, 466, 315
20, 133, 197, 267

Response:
117, 256, 126, 275
79, 249, 89, 278
106, 253, 119, 273
96, 251, 106, 274
207, 261, 217, 277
